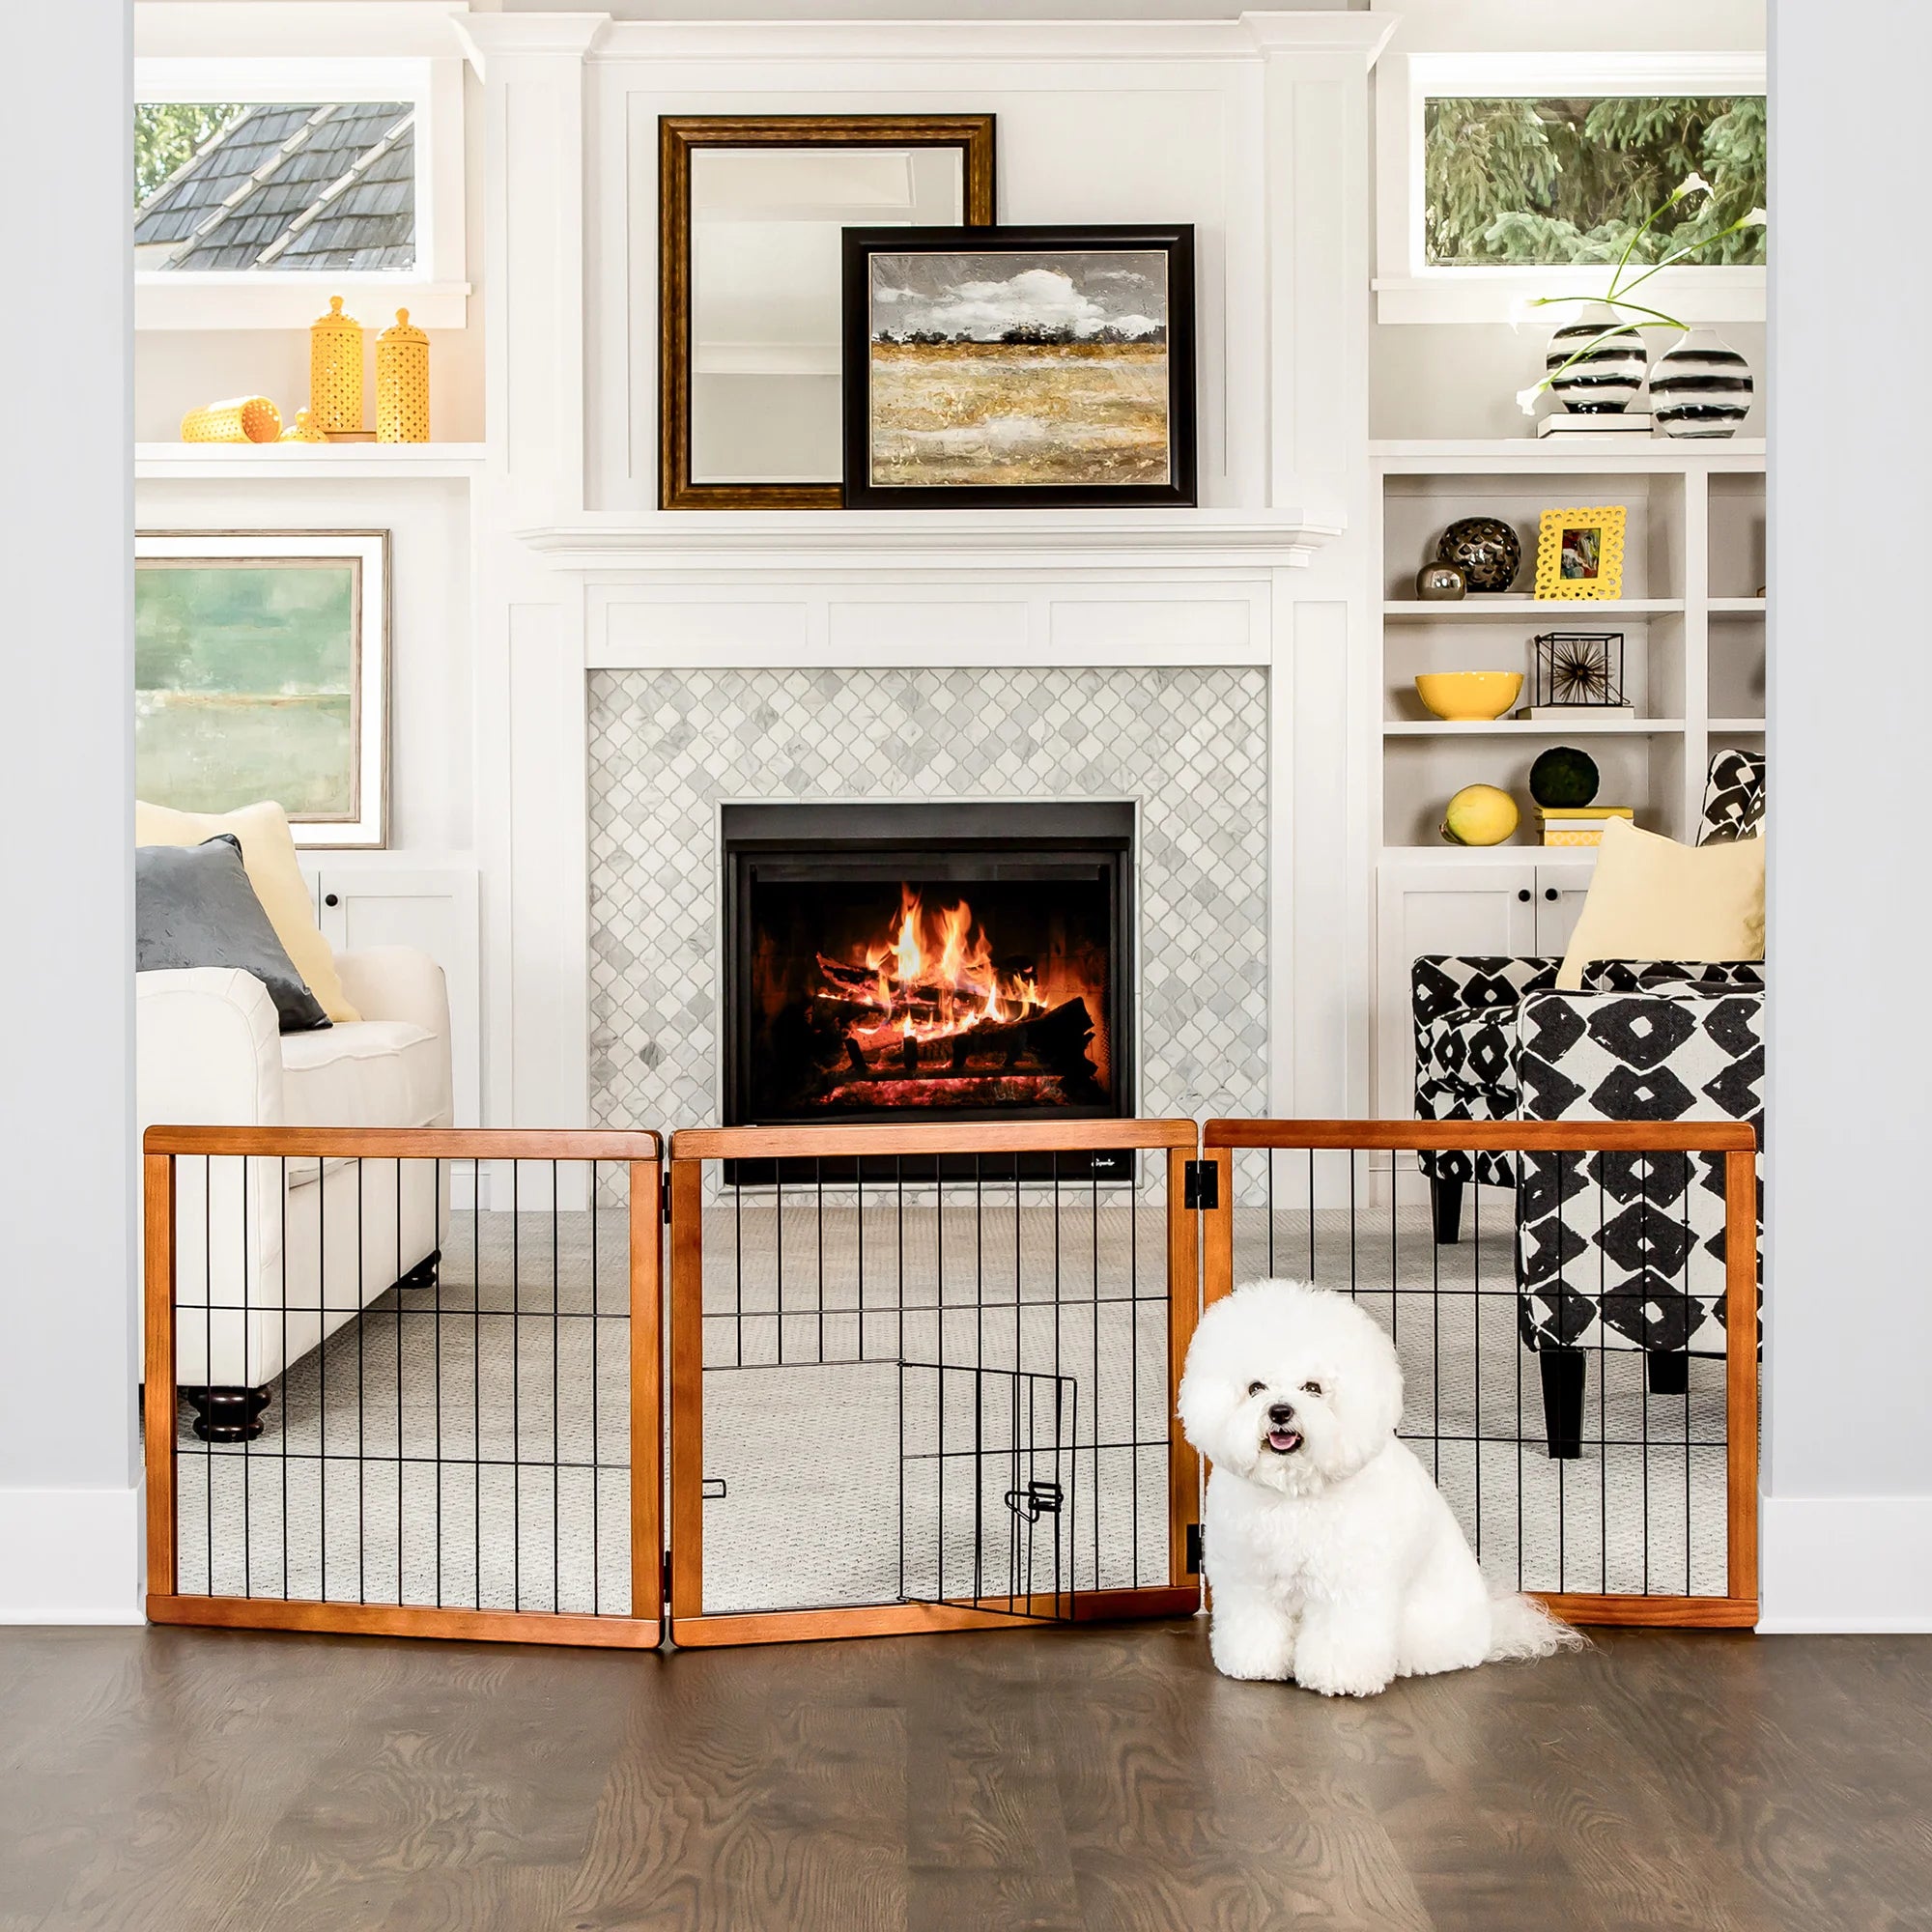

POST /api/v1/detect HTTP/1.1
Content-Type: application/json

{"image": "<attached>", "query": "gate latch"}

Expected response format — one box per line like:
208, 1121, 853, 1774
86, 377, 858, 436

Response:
1182, 1158, 1219, 1211
1005, 1479, 1064, 1521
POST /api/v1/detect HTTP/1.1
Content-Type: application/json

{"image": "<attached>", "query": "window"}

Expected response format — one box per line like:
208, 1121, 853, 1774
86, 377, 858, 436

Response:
132, 53, 466, 328
1376, 53, 1767, 325
135, 101, 417, 273
1423, 96, 1765, 270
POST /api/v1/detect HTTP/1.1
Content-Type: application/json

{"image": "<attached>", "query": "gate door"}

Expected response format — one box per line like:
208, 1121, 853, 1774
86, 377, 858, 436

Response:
899, 1363, 1079, 1620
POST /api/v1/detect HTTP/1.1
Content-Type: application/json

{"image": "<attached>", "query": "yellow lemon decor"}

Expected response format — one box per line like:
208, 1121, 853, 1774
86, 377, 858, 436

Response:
309, 295, 364, 434
180, 396, 282, 443
1414, 671, 1523, 722
376, 308, 430, 442
277, 407, 327, 443
1440, 783, 1520, 846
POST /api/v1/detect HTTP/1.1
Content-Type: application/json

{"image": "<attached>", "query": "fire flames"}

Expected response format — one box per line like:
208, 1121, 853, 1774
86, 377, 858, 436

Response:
817, 885, 1049, 1054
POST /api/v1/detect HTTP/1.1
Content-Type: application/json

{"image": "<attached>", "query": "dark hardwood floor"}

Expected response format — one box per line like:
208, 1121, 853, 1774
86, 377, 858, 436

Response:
1, 1619, 1927, 1931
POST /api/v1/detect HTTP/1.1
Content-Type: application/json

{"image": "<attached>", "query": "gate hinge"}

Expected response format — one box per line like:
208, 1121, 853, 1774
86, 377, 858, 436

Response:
1185, 1522, 1204, 1576
662, 1187, 672, 1226
1182, 1158, 1219, 1211
662, 1550, 671, 1599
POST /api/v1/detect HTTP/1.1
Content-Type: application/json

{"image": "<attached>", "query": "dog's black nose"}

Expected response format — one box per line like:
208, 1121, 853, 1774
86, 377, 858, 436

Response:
1267, 1402, 1295, 1425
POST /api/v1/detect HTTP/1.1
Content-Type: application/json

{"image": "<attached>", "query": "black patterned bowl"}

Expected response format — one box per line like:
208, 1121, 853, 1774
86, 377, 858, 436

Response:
1437, 517, 1522, 594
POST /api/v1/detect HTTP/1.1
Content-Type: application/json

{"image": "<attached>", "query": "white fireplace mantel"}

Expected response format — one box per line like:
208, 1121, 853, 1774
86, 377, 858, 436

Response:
515, 508, 1345, 576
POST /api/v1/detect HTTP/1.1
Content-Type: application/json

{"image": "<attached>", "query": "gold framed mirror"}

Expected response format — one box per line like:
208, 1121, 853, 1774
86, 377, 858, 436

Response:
659, 114, 997, 510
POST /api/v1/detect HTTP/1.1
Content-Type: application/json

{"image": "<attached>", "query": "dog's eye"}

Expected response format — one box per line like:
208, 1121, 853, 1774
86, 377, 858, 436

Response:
1246, 1380, 1266, 1398
1300, 1380, 1323, 1397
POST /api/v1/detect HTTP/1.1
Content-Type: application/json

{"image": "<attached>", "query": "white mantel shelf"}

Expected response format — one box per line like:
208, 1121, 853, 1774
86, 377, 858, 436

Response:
517, 509, 1344, 574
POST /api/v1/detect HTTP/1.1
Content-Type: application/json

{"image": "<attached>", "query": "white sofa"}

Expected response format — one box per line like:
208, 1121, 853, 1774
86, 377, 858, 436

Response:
137, 946, 453, 1440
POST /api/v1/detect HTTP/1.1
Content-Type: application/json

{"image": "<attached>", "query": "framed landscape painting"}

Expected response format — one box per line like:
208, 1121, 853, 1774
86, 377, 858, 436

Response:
840, 223, 1196, 508
135, 531, 389, 847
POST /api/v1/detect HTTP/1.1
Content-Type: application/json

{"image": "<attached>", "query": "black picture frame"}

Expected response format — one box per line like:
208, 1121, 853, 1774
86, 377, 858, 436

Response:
839, 222, 1197, 510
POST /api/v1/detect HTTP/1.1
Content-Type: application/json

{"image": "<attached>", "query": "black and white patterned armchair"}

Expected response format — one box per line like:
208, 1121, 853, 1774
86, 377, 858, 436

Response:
1410, 750, 1766, 1456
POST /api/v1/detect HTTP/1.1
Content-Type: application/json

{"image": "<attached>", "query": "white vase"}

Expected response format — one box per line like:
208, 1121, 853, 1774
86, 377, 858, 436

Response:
1544, 303, 1648, 413
1650, 328, 1754, 438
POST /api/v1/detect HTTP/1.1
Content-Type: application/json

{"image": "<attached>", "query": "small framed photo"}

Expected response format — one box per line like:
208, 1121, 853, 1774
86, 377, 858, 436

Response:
1534, 506, 1626, 601
840, 222, 1197, 509
135, 530, 389, 847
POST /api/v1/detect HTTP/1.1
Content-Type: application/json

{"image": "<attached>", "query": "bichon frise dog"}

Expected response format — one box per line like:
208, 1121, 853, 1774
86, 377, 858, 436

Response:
1179, 1278, 1581, 1695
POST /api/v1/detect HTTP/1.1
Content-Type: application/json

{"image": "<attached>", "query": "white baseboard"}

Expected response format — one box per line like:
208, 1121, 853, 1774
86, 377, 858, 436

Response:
0, 1484, 142, 1623
1759, 1494, 1932, 1633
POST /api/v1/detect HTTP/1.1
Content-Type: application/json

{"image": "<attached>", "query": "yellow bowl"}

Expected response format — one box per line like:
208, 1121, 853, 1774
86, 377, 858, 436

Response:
1414, 671, 1523, 722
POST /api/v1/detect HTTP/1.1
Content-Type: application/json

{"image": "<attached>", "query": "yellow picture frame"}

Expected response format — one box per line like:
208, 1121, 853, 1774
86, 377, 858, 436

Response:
1534, 505, 1627, 600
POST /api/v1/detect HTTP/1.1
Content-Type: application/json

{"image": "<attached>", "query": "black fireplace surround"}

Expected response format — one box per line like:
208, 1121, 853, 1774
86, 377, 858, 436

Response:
722, 801, 1134, 1178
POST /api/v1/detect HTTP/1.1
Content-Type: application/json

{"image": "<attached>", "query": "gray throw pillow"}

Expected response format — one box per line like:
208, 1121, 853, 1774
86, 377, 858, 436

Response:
136, 834, 330, 1033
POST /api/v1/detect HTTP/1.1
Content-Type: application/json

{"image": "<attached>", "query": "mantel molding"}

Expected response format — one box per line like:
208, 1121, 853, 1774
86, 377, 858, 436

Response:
516, 509, 1344, 574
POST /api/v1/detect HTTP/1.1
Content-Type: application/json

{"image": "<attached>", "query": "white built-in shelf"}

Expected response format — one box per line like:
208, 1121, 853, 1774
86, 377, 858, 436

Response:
1383, 597, 1685, 618
1379, 842, 1600, 864
1709, 597, 1768, 615
1709, 718, 1767, 732
1383, 717, 1688, 737
1371, 437, 1765, 474
135, 441, 488, 482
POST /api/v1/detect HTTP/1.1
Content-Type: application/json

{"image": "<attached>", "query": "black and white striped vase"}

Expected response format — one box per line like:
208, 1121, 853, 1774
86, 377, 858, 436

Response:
1649, 328, 1754, 438
1545, 310, 1648, 413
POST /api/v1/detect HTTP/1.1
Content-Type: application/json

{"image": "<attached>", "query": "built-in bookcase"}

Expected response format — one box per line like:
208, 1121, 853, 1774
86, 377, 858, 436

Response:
1372, 440, 1765, 851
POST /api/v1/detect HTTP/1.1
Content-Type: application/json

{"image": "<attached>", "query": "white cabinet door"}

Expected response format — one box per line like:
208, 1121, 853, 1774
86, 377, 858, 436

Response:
308, 865, 481, 1126
1532, 859, 1596, 955
1374, 860, 1537, 1117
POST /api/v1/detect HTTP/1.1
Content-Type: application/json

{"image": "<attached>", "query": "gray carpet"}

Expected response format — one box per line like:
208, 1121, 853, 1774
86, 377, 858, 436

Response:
177, 1197, 1731, 1619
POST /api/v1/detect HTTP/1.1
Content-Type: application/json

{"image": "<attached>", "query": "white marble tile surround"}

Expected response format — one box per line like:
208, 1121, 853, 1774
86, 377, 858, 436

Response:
586, 666, 1271, 1137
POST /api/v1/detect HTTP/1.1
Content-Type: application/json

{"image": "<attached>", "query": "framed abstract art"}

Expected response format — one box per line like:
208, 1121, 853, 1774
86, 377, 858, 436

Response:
839, 222, 1197, 509
135, 530, 390, 847
1533, 506, 1627, 601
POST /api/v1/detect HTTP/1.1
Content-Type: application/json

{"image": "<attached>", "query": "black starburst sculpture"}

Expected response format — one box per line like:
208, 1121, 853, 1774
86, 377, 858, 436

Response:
1532, 632, 1624, 708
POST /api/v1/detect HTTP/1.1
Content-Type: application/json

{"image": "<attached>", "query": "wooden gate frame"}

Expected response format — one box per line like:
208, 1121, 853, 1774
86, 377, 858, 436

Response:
143, 1126, 666, 1648
1198, 1119, 1760, 1629
666, 1120, 1205, 1646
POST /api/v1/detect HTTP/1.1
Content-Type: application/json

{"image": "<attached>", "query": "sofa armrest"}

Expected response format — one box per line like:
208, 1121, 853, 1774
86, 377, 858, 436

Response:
135, 967, 284, 1131
332, 946, 450, 1044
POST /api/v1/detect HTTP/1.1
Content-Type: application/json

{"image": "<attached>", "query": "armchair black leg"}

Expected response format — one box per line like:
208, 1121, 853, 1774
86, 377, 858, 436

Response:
1430, 1176, 1463, 1245
1538, 1349, 1585, 1459
398, 1248, 440, 1293
1646, 1350, 1690, 1396
185, 1386, 270, 1444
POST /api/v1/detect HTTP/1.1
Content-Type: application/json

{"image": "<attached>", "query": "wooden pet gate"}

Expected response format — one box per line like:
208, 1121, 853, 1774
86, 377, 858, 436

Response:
142, 1117, 1758, 1649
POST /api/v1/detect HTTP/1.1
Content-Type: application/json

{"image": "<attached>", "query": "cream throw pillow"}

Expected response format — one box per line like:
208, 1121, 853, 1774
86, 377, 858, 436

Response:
1556, 817, 1764, 991
134, 800, 359, 1022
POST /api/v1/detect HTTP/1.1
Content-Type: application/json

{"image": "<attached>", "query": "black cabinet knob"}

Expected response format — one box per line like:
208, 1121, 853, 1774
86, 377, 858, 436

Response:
1516, 889, 1531, 902
324, 893, 340, 907
1544, 887, 1559, 902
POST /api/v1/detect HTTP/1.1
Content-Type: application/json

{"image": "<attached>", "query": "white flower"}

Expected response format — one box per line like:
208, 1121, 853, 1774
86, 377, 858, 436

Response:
1507, 292, 1537, 333
1516, 381, 1548, 416
1741, 207, 1768, 227
1676, 171, 1713, 200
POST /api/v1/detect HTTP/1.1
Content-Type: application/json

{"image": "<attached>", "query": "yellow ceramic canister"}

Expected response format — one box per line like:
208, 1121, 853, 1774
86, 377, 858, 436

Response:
180, 396, 282, 443
376, 308, 430, 442
309, 295, 364, 434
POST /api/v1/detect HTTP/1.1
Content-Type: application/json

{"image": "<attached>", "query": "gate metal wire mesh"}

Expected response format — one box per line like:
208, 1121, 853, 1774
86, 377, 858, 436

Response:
143, 1128, 663, 1646
1203, 1121, 1758, 1625
666, 1122, 1201, 1644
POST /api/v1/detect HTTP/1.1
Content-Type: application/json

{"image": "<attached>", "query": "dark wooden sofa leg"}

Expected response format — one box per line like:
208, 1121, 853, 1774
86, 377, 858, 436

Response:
1538, 1348, 1585, 1459
185, 1386, 270, 1444
1646, 1350, 1690, 1396
1430, 1176, 1463, 1245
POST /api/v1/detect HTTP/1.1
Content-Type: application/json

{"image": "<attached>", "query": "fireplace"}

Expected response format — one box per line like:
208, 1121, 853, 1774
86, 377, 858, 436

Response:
722, 801, 1133, 1176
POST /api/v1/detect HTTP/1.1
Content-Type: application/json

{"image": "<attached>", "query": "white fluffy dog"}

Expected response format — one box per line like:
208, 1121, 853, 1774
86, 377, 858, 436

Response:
1179, 1278, 1580, 1695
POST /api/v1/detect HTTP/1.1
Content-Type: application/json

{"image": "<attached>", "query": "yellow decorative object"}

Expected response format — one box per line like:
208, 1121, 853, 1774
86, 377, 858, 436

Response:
1534, 505, 1627, 601
180, 396, 282, 443
277, 407, 327, 444
1413, 670, 1523, 722
376, 307, 430, 442
1440, 783, 1520, 847
309, 295, 364, 434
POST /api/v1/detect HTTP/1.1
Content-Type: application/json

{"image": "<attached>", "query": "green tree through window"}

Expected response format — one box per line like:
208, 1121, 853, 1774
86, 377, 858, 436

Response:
1423, 96, 1767, 267
135, 103, 244, 208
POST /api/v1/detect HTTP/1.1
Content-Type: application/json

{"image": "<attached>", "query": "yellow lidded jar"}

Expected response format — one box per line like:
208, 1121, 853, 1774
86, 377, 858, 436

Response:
180, 395, 282, 443
277, 407, 328, 444
309, 295, 364, 434
376, 308, 430, 442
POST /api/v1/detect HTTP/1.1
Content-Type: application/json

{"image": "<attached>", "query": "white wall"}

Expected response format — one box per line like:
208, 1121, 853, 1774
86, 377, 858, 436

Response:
1761, 0, 1932, 1631
134, 477, 475, 855
0, 0, 141, 1621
